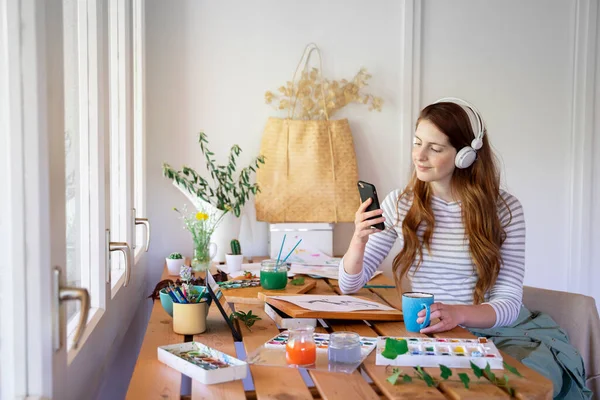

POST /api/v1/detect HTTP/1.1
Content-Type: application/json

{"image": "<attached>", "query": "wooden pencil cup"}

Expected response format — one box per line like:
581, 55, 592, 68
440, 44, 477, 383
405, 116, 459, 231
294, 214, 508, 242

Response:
172, 301, 209, 335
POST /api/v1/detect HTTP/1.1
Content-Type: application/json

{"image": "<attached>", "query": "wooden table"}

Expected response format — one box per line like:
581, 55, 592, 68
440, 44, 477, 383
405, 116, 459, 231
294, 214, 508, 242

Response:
127, 265, 553, 399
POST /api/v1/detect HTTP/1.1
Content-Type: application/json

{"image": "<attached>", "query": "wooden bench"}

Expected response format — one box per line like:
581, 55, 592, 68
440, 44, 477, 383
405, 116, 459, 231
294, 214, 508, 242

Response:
127, 266, 554, 399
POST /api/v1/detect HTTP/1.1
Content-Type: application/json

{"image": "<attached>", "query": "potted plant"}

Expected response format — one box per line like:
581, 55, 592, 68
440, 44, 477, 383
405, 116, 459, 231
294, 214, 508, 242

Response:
163, 132, 265, 262
166, 252, 185, 276
225, 239, 244, 273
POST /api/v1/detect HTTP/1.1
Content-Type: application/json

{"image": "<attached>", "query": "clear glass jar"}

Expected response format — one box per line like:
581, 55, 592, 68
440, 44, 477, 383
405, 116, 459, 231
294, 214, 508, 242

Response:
260, 260, 289, 290
285, 326, 316, 366
328, 331, 362, 364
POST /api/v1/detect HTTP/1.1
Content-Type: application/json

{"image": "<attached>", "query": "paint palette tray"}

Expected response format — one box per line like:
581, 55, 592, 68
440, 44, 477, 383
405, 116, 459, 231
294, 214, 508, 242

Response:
246, 331, 378, 374
217, 278, 261, 290
157, 341, 247, 384
375, 337, 503, 369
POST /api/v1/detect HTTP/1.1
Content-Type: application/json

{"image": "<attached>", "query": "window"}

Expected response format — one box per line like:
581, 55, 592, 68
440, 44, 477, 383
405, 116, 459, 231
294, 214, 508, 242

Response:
109, 0, 134, 288
63, 0, 89, 324
133, 0, 146, 257
2, 0, 146, 397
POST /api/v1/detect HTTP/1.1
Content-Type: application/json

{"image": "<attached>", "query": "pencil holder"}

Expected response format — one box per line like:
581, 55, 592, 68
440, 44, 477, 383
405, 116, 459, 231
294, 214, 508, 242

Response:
173, 301, 209, 335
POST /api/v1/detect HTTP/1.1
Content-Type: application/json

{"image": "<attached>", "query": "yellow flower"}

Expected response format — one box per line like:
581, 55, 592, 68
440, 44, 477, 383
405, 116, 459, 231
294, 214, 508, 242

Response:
195, 212, 208, 221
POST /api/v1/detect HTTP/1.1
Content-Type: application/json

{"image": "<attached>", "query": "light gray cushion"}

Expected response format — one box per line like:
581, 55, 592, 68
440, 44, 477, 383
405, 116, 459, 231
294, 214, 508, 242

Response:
523, 286, 600, 398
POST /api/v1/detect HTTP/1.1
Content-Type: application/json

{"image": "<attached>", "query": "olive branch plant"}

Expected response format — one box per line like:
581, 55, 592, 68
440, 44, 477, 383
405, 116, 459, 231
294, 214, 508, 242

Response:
163, 132, 265, 218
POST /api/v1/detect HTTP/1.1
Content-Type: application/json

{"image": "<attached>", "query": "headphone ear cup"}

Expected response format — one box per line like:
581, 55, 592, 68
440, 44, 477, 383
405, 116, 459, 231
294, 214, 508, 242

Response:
471, 138, 483, 151
455, 146, 477, 169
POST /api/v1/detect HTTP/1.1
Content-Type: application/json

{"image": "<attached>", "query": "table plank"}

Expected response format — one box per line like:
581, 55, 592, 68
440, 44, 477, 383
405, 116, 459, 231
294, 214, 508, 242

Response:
365, 322, 447, 399
434, 329, 553, 400
126, 267, 184, 400
191, 304, 246, 399
236, 304, 313, 400
369, 285, 506, 400
428, 329, 508, 400
305, 281, 380, 400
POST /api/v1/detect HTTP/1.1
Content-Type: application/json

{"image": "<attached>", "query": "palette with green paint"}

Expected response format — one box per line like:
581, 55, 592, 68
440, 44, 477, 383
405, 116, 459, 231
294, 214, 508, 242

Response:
375, 336, 503, 369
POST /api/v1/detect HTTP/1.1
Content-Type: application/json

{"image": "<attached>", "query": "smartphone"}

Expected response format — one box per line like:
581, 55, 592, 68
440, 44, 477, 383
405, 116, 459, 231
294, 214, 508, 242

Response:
357, 180, 385, 231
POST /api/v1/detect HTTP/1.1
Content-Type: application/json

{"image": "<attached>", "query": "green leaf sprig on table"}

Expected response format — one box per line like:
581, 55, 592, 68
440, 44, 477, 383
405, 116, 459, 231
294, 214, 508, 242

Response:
386, 361, 522, 393
382, 339, 522, 393
229, 310, 261, 332
290, 277, 305, 286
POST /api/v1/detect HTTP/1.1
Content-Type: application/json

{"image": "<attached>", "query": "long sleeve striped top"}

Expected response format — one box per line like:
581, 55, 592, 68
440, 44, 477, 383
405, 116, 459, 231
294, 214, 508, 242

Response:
338, 189, 526, 328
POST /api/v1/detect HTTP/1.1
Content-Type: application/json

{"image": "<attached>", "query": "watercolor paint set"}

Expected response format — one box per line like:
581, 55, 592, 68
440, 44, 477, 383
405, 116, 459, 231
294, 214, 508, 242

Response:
157, 341, 247, 384
375, 336, 504, 369
265, 331, 378, 353
217, 278, 261, 290
246, 330, 377, 374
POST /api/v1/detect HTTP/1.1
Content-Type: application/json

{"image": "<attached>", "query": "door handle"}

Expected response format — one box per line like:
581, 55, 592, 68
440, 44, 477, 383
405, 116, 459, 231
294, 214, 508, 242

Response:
53, 267, 90, 351
109, 240, 131, 286
134, 208, 150, 252
106, 228, 132, 286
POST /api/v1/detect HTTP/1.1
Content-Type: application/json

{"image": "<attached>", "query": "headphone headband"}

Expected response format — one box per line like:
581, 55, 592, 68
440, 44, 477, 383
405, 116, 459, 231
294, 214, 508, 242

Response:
433, 97, 485, 145
431, 97, 486, 169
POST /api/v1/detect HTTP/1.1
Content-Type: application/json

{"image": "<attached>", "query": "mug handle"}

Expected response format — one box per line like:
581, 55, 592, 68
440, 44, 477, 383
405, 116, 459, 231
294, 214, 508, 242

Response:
208, 242, 217, 260
419, 303, 431, 329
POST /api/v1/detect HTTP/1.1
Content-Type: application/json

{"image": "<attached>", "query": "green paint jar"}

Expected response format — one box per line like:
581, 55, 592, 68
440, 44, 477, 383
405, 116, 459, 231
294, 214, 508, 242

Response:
260, 260, 289, 290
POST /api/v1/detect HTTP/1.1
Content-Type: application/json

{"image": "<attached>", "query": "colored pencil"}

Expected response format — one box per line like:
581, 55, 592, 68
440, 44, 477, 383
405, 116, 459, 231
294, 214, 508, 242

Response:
174, 286, 189, 303
362, 284, 396, 289
166, 288, 180, 303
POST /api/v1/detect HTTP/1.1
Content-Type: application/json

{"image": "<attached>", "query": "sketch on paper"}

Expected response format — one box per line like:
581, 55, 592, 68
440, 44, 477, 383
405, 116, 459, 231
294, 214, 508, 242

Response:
269, 295, 396, 312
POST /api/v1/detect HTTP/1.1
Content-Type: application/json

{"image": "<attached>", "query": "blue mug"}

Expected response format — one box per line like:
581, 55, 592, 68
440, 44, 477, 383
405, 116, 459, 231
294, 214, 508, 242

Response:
402, 292, 434, 332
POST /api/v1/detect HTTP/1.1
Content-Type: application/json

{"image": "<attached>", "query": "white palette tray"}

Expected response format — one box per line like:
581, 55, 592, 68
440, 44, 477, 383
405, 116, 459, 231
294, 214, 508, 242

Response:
375, 336, 504, 369
157, 341, 247, 384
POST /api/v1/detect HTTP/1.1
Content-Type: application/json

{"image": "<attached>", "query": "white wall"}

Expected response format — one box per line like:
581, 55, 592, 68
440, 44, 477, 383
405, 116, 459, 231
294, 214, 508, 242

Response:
420, 1, 576, 291
592, 2, 600, 302
144, 0, 404, 287
145, 1, 599, 304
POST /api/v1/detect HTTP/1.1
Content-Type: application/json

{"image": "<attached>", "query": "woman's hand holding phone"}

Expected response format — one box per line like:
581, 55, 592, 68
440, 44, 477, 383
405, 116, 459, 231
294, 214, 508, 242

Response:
352, 198, 385, 245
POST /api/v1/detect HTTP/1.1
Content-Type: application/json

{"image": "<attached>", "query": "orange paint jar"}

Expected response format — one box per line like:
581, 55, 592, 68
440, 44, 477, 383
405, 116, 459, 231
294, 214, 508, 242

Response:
285, 326, 316, 366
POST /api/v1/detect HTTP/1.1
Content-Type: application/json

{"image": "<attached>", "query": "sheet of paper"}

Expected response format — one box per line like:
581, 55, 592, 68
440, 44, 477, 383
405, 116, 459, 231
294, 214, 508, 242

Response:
276, 236, 340, 266
269, 295, 396, 312
289, 264, 383, 281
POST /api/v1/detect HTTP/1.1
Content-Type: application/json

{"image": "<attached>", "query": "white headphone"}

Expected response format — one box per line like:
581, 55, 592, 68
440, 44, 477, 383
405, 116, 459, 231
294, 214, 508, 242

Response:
433, 97, 485, 169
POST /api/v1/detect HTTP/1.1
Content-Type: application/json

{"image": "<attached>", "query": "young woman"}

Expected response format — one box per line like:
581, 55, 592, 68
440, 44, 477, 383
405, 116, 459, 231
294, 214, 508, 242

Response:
339, 97, 525, 334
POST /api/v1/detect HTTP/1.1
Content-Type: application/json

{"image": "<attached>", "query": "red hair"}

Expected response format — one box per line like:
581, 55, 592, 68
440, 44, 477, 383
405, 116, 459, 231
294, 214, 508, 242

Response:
392, 102, 511, 304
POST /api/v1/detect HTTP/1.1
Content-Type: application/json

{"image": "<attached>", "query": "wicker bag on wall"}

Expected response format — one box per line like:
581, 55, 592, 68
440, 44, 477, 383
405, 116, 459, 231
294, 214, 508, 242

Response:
255, 44, 359, 223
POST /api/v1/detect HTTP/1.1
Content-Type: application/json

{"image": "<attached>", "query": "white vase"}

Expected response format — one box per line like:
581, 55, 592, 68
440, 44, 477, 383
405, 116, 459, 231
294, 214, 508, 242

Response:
166, 258, 185, 276
225, 254, 244, 273
211, 212, 242, 262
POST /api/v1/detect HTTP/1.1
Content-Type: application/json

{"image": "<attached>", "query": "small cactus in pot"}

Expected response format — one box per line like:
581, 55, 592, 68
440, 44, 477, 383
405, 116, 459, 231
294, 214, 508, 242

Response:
226, 239, 244, 273
166, 252, 185, 276
230, 239, 242, 255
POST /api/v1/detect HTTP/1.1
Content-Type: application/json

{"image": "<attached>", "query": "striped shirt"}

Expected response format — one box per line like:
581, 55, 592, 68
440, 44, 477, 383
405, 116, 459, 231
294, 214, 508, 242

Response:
339, 189, 526, 328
